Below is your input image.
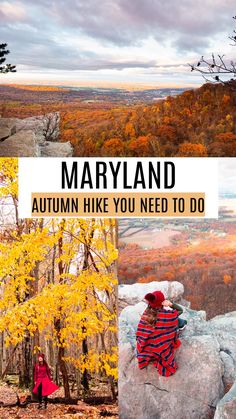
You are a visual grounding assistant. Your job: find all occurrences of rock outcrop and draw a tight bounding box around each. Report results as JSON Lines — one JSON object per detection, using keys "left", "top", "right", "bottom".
{"left": 119, "top": 281, "right": 186, "bottom": 312}
{"left": 0, "top": 114, "right": 73, "bottom": 157}
{"left": 0, "top": 130, "right": 39, "bottom": 157}
{"left": 119, "top": 281, "right": 236, "bottom": 419}
{"left": 40, "top": 141, "right": 73, "bottom": 157}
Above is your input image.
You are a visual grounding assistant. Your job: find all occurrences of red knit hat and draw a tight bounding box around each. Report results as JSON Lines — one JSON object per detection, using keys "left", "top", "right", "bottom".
{"left": 144, "top": 291, "right": 165, "bottom": 308}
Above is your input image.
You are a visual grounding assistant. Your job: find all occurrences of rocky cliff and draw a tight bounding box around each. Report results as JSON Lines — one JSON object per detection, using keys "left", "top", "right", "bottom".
{"left": 119, "top": 281, "right": 236, "bottom": 419}
{"left": 0, "top": 113, "right": 73, "bottom": 157}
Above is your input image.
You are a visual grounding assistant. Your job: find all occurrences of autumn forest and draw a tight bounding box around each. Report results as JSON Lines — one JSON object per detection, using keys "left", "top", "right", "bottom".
{"left": 118, "top": 218, "right": 236, "bottom": 319}
{"left": 0, "top": 81, "right": 235, "bottom": 157}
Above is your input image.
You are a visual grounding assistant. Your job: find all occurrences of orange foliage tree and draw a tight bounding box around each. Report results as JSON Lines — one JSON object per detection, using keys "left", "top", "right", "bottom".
{"left": 101, "top": 138, "right": 125, "bottom": 156}
{"left": 129, "top": 136, "right": 152, "bottom": 156}
{"left": 178, "top": 143, "right": 208, "bottom": 157}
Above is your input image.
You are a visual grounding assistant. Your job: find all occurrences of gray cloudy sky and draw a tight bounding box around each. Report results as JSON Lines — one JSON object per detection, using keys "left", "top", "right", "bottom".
{"left": 219, "top": 159, "right": 236, "bottom": 194}
{"left": 0, "top": 0, "right": 235, "bottom": 86}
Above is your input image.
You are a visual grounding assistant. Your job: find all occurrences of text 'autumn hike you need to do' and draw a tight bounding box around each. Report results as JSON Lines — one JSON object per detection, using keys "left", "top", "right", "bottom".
{"left": 29, "top": 160, "right": 207, "bottom": 217}
{"left": 18, "top": 158, "right": 216, "bottom": 218}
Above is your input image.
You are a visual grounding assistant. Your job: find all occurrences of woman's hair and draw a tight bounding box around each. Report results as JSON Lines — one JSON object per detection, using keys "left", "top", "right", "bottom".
{"left": 37, "top": 353, "right": 48, "bottom": 366}
{"left": 35, "top": 354, "right": 51, "bottom": 377}
{"left": 142, "top": 305, "right": 161, "bottom": 326}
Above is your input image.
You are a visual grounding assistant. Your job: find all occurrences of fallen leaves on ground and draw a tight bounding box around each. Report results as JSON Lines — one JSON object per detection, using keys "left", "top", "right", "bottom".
{"left": 0, "top": 401, "right": 118, "bottom": 418}
{"left": 0, "top": 381, "right": 118, "bottom": 419}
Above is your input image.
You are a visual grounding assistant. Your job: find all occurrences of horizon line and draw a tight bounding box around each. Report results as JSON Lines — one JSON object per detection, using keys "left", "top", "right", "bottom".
{"left": 0, "top": 80, "right": 201, "bottom": 90}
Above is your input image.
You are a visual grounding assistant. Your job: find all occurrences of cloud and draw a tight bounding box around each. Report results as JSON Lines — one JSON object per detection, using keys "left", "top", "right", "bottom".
{"left": 41, "top": 0, "right": 236, "bottom": 51}
{"left": 219, "top": 159, "right": 236, "bottom": 193}
{"left": 0, "top": 22, "right": 158, "bottom": 71}
{"left": 0, "top": 1, "right": 28, "bottom": 22}
{"left": 0, "top": 0, "right": 235, "bottom": 77}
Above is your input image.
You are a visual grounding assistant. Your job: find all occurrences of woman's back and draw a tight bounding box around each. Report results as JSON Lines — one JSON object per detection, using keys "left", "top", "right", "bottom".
{"left": 35, "top": 363, "right": 49, "bottom": 380}
{"left": 136, "top": 306, "right": 180, "bottom": 377}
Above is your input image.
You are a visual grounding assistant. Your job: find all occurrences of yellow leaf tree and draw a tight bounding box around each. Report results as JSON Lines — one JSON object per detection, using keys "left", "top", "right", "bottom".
{"left": 0, "top": 159, "right": 118, "bottom": 399}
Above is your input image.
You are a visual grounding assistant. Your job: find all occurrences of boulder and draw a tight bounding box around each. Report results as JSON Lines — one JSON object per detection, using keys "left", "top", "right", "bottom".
{"left": 0, "top": 130, "right": 39, "bottom": 157}
{"left": 119, "top": 281, "right": 184, "bottom": 311}
{"left": 119, "top": 336, "right": 223, "bottom": 419}
{"left": 220, "top": 351, "right": 236, "bottom": 390}
{"left": 0, "top": 113, "right": 73, "bottom": 157}
{"left": 40, "top": 141, "right": 73, "bottom": 157}
{"left": 0, "top": 118, "right": 17, "bottom": 140}
{"left": 215, "top": 383, "right": 236, "bottom": 419}
{"left": 0, "top": 118, "right": 17, "bottom": 131}
{"left": 207, "top": 313, "right": 236, "bottom": 368}
{"left": 15, "top": 113, "right": 60, "bottom": 142}
{"left": 0, "top": 127, "right": 11, "bottom": 141}
{"left": 119, "top": 282, "right": 236, "bottom": 419}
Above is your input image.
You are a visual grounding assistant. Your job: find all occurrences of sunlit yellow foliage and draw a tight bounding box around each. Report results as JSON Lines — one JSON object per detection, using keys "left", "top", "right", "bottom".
{"left": 0, "top": 219, "right": 118, "bottom": 378}
{"left": 0, "top": 166, "right": 118, "bottom": 382}
{"left": 0, "top": 157, "right": 18, "bottom": 198}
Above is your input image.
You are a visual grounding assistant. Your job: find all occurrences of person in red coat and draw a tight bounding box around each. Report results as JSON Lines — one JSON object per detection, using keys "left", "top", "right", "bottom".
{"left": 136, "top": 291, "right": 181, "bottom": 377}
{"left": 33, "top": 353, "right": 59, "bottom": 409}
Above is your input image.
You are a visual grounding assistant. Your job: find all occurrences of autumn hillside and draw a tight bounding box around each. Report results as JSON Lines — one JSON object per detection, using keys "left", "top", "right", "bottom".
{"left": 0, "top": 82, "right": 235, "bottom": 156}
{"left": 64, "top": 82, "right": 235, "bottom": 157}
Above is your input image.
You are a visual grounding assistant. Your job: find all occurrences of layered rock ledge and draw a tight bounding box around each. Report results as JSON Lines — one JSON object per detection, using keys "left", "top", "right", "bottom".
{"left": 0, "top": 113, "right": 73, "bottom": 157}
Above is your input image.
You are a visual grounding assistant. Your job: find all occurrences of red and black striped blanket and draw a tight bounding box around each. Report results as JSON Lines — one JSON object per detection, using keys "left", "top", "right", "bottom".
{"left": 136, "top": 308, "right": 181, "bottom": 377}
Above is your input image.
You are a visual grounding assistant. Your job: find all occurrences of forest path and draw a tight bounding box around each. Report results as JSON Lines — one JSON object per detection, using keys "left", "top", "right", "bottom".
{"left": 0, "top": 401, "right": 118, "bottom": 418}
{"left": 0, "top": 384, "right": 118, "bottom": 418}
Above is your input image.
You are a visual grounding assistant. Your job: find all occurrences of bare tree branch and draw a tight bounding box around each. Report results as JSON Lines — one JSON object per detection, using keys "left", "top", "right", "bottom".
{"left": 190, "top": 16, "right": 236, "bottom": 87}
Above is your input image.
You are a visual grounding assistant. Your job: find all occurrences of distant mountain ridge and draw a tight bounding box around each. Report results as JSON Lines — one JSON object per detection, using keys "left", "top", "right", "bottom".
{"left": 220, "top": 193, "right": 236, "bottom": 199}
{"left": 0, "top": 84, "right": 188, "bottom": 104}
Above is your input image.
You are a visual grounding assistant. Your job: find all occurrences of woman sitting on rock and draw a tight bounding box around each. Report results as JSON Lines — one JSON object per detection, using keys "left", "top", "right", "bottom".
{"left": 136, "top": 291, "right": 181, "bottom": 377}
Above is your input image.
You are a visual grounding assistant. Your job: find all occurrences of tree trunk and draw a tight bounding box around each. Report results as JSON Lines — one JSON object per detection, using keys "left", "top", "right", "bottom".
{"left": 100, "top": 332, "right": 116, "bottom": 400}
{"left": 58, "top": 345, "right": 70, "bottom": 399}
{"left": 1, "top": 344, "right": 18, "bottom": 380}
{"left": 19, "top": 334, "right": 32, "bottom": 387}
{"left": 81, "top": 333, "right": 89, "bottom": 391}
{"left": 0, "top": 332, "right": 3, "bottom": 377}
{"left": 80, "top": 226, "right": 94, "bottom": 392}
{"left": 54, "top": 219, "right": 71, "bottom": 399}
{"left": 76, "top": 369, "right": 81, "bottom": 397}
